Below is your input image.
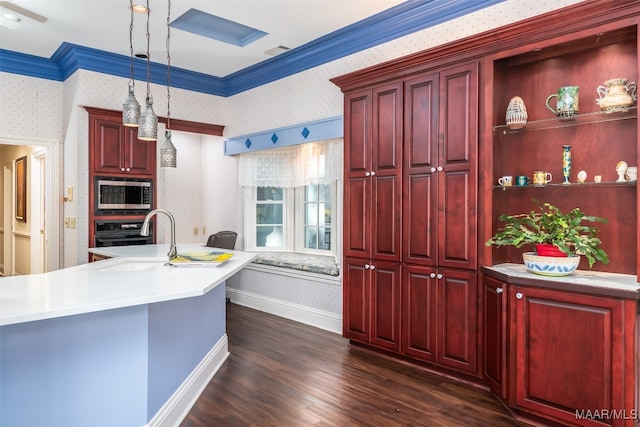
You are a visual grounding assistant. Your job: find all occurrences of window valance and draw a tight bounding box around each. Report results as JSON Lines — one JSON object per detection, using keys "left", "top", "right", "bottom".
{"left": 237, "top": 139, "right": 343, "bottom": 188}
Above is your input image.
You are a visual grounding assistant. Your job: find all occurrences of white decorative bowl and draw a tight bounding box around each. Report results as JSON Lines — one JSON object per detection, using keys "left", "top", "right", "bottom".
{"left": 522, "top": 252, "right": 580, "bottom": 276}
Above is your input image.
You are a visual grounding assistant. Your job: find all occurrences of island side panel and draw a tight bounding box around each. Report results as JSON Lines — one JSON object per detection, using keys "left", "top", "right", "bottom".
{"left": 147, "top": 282, "right": 227, "bottom": 418}
{"left": 0, "top": 305, "right": 149, "bottom": 427}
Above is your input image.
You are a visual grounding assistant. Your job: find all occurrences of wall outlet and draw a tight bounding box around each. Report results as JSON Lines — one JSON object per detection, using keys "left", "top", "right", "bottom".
{"left": 193, "top": 227, "right": 199, "bottom": 236}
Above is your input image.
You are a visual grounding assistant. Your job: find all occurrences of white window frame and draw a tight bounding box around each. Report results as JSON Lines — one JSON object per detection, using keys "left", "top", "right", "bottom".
{"left": 244, "top": 182, "right": 339, "bottom": 257}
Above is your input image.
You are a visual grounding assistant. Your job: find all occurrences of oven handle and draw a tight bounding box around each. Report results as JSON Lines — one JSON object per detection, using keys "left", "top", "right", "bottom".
{"left": 95, "top": 236, "right": 153, "bottom": 244}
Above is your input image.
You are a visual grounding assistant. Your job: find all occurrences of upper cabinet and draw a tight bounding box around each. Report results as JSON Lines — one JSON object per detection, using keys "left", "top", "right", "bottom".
{"left": 403, "top": 63, "right": 478, "bottom": 270}
{"left": 343, "top": 82, "right": 403, "bottom": 262}
{"left": 89, "top": 109, "right": 156, "bottom": 177}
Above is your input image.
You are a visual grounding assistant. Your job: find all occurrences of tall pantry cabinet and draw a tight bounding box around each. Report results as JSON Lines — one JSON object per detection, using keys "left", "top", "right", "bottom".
{"left": 334, "top": 61, "right": 479, "bottom": 375}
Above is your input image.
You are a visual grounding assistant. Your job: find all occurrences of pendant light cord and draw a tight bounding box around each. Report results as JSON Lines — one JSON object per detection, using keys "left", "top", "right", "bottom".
{"left": 128, "top": 0, "right": 135, "bottom": 87}
{"left": 166, "top": 0, "right": 171, "bottom": 130}
{"left": 145, "top": 0, "right": 151, "bottom": 99}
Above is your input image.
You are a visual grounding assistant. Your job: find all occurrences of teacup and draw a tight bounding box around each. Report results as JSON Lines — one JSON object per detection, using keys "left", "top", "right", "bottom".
{"left": 515, "top": 175, "right": 529, "bottom": 186}
{"left": 498, "top": 176, "right": 513, "bottom": 186}
{"left": 533, "top": 171, "right": 552, "bottom": 186}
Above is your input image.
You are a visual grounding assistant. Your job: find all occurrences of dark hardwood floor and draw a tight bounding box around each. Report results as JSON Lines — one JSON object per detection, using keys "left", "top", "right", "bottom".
{"left": 181, "top": 303, "right": 522, "bottom": 427}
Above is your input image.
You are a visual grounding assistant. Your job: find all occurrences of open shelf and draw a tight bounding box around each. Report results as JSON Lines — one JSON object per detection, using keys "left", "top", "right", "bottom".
{"left": 493, "top": 181, "right": 637, "bottom": 190}
{"left": 494, "top": 107, "right": 637, "bottom": 134}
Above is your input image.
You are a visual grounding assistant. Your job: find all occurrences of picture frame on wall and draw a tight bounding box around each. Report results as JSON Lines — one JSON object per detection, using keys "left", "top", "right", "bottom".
{"left": 15, "top": 156, "right": 26, "bottom": 221}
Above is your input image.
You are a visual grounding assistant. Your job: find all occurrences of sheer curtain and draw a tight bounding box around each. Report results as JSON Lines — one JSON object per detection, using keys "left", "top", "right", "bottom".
{"left": 237, "top": 138, "right": 343, "bottom": 187}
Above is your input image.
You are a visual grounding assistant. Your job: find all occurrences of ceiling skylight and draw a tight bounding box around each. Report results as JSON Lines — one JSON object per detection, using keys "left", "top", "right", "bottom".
{"left": 170, "top": 8, "right": 267, "bottom": 47}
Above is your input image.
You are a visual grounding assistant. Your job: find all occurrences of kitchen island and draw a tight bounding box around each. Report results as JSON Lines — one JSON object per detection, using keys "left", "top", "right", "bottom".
{"left": 0, "top": 244, "right": 255, "bottom": 427}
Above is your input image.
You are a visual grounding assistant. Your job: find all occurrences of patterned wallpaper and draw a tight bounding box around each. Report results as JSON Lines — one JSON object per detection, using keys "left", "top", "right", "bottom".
{"left": 0, "top": 0, "right": 585, "bottom": 267}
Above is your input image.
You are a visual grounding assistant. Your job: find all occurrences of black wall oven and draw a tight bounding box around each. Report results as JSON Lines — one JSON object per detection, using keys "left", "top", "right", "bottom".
{"left": 94, "top": 220, "right": 153, "bottom": 247}
{"left": 95, "top": 177, "right": 152, "bottom": 216}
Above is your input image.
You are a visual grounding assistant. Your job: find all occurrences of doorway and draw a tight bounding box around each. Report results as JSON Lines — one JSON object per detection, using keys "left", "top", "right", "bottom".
{"left": 0, "top": 136, "right": 60, "bottom": 275}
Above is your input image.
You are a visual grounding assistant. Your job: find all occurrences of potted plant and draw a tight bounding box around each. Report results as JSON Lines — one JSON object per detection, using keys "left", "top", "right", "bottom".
{"left": 486, "top": 199, "right": 609, "bottom": 273}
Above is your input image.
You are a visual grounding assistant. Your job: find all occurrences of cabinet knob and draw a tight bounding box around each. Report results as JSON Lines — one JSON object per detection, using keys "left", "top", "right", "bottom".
{"left": 496, "top": 287, "right": 503, "bottom": 294}
{"left": 365, "top": 171, "right": 371, "bottom": 177}
{"left": 121, "top": 168, "right": 125, "bottom": 172}
{"left": 430, "top": 272, "right": 436, "bottom": 278}
{"left": 515, "top": 292, "right": 523, "bottom": 300}
{"left": 437, "top": 273, "right": 443, "bottom": 279}
{"left": 430, "top": 167, "right": 436, "bottom": 173}
{"left": 370, "top": 171, "right": 376, "bottom": 176}
{"left": 437, "top": 166, "right": 443, "bottom": 172}
{"left": 126, "top": 168, "right": 131, "bottom": 172}
{"left": 369, "top": 264, "right": 376, "bottom": 270}
{"left": 364, "top": 264, "right": 370, "bottom": 269}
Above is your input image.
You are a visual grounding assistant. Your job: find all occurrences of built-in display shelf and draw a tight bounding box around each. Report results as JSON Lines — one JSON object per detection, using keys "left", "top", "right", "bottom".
{"left": 494, "top": 107, "right": 637, "bottom": 134}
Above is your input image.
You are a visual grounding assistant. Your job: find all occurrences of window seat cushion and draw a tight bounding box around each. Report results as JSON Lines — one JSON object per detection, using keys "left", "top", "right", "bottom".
{"left": 251, "top": 252, "right": 340, "bottom": 276}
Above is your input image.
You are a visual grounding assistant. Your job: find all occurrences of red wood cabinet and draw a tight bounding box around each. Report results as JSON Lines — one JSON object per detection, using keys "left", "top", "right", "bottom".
{"left": 90, "top": 109, "right": 156, "bottom": 177}
{"left": 343, "top": 257, "right": 401, "bottom": 352}
{"left": 343, "top": 82, "right": 403, "bottom": 262}
{"left": 403, "top": 63, "right": 478, "bottom": 271}
{"left": 403, "top": 265, "right": 478, "bottom": 374}
{"left": 510, "top": 284, "right": 636, "bottom": 427}
{"left": 481, "top": 275, "right": 507, "bottom": 399}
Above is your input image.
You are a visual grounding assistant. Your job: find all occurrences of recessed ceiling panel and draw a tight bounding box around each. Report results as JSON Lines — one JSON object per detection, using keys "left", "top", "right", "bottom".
{"left": 170, "top": 8, "right": 267, "bottom": 47}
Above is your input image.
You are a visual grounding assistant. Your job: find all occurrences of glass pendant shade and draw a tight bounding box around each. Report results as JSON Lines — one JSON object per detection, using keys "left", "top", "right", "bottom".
{"left": 160, "top": 130, "right": 177, "bottom": 168}
{"left": 122, "top": 85, "right": 141, "bottom": 127}
{"left": 138, "top": 96, "right": 158, "bottom": 141}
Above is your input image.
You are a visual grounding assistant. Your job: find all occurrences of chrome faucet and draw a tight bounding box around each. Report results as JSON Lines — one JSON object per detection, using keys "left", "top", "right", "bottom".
{"left": 141, "top": 208, "right": 177, "bottom": 259}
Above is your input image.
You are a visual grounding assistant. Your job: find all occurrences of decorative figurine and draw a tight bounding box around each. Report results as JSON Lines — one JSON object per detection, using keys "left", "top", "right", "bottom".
{"left": 577, "top": 170, "right": 587, "bottom": 183}
{"left": 616, "top": 161, "right": 628, "bottom": 182}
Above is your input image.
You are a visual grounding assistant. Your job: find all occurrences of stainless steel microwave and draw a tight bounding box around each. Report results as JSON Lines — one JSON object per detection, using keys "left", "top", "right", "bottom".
{"left": 95, "top": 177, "right": 152, "bottom": 215}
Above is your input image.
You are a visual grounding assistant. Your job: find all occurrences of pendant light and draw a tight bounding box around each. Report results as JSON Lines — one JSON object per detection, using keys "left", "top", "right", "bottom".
{"left": 160, "top": 0, "right": 177, "bottom": 167}
{"left": 137, "top": 0, "right": 158, "bottom": 141}
{"left": 122, "top": 0, "right": 140, "bottom": 127}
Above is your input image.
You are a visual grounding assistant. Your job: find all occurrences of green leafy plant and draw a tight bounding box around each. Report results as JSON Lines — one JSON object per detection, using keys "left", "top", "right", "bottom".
{"left": 485, "top": 199, "right": 609, "bottom": 268}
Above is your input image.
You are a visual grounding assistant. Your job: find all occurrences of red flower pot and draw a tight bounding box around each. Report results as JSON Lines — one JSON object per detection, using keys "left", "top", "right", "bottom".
{"left": 535, "top": 243, "right": 567, "bottom": 257}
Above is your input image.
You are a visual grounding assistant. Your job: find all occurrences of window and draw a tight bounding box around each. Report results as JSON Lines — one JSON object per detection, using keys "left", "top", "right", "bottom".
{"left": 239, "top": 140, "right": 342, "bottom": 256}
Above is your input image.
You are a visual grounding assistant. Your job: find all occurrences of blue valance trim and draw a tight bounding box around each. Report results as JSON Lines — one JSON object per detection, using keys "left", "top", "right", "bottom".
{"left": 224, "top": 116, "right": 343, "bottom": 155}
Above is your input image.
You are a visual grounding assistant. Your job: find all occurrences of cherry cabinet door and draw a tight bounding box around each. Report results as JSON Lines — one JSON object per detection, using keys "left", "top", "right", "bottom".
{"left": 124, "top": 127, "right": 154, "bottom": 176}
{"left": 436, "top": 267, "right": 478, "bottom": 374}
{"left": 92, "top": 115, "right": 126, "bottom": 175}
{"left": 343, "top": 258, "right": 370, "bottom": 343}
{"left": 343, "top": 89, "right": 372, "bottom": 259}
{"left": 437, "top": 62, "right": 478, "bottom": 270}
{"left": 403, "top": 72, "right": 439, "bottom": 266}
{"left": 511, "top": 285, "right": 632, "bottom": 426}
{"left": 402, "top": 264, "right": 437, "bottom": 362}
{"left": 369, "top": 260, "right": 402, "bottom": 352}
{"left": 482, "top": 275, "right": 507, "bottom": 398}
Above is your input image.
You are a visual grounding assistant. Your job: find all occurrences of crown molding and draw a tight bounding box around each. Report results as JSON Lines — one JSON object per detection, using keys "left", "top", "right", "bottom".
{"left": 0, "top": 0, "right": 503, "bottom": 96}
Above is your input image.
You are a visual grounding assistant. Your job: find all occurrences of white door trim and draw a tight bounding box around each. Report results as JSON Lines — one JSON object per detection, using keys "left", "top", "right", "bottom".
{"left": 0, "top": 135, "right": 61, "bottom": 272}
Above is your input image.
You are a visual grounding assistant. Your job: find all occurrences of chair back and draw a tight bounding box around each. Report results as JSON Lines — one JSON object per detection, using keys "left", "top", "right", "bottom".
{"left": 206, "top": 231, "right": 237, "bottom": 250}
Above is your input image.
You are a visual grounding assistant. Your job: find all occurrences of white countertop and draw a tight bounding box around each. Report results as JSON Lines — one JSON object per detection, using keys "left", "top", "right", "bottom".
{"left": 485, "top": 263, "right": 640, "bottom": 293}
{"left": 0, "top": 244, "right": 255, "bottom": 326}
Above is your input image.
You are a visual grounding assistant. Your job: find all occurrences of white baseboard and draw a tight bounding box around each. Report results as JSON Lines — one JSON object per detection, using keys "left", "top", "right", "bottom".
{"left": 146, "top": 334, "right": 230, "bottom": 427}
{"left": 226, "top": 288, "right": 342, "bottom": 334}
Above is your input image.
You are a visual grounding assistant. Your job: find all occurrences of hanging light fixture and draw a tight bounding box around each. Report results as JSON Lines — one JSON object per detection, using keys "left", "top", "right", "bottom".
{"left": 122, "top": 0, "right": 140, "bottom": 127}
{"left": 160, "top": 0, "right": 177, "bottom": 167}
{"left": 137, "top": 0, "right": 158, "bottom": 141}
